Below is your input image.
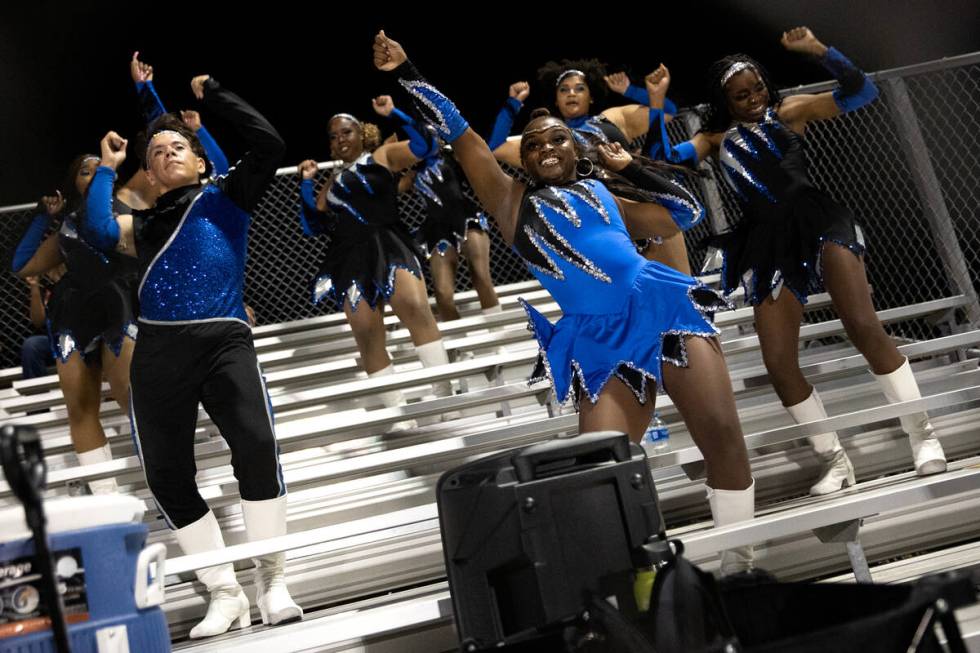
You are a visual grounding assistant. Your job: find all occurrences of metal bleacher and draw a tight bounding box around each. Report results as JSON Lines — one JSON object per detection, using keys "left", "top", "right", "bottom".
{"left": 2, "top": 275, "right": 979, "bottom": 651}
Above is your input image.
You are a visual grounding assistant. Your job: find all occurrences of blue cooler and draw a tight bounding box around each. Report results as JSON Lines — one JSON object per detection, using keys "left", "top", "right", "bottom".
{"left": 0, "top": 494, "right": 170, "bottom": 653}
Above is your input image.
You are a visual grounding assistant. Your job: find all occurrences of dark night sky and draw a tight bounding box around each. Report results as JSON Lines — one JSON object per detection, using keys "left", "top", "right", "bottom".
{"left": 1, "top": 0, "right": 978, "bottom": 206}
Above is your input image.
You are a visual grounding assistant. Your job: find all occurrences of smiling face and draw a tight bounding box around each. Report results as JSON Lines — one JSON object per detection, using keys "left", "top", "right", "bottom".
{"left": 146, "top": 131, "right": 206, "bottom": 191}
{"left": 521, "top": 117, "right": 578, "bottom": 185}
{"left": 328, "top": 117, "right": 364, "bottom": 163}
{"left": 555, "top": 74, "right": 592, "bottom": 120}
{"left": 724, "top": 68, "right": 770, "bottom": 123}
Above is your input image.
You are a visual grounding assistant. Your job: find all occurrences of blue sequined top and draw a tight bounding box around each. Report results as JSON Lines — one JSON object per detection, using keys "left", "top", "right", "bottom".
{"left": 514, "top": 179, "right": 648, "bottom": 315}
{"left": 84, "top": 79, "right": 285, "bottom": 326}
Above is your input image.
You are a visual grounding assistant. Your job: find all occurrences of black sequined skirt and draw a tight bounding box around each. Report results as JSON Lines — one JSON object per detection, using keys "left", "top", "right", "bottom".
{"left": 46, "top": 271, "right": 139, "bottom": 364}
{"left": 312, "top": 223, "right": 425, "bottom": 311}
{"left": 716, "top": 188, "right": 865, "bottom": 305}
{"left": 417, "top": 210, "right": 489, "bottom": 258}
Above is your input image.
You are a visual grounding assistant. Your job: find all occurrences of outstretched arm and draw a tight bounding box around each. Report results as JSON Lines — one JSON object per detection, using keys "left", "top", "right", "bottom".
{"left": 374, "top": 31, "right": 523, "bottom": 243}
{"left": 604, "top": 71, "right": 678, "bottom": 116}
{"left": 296, "top": 160, "right": 335, "bottom": 236}
{"left": 777, "top": 27, "right": 879, "bottom": 131}
{"left": 11, "top": 194, "right": 63, "bottom": 276}
{"left": 131, "top": 53, "right": 231, "bottom": 175}
{"left": 598, "top": 143, "right": 704, "bottom": 240}
{"left": 487, "top": 81, "right": 528, "bottom": 151}
{"left": 83, "top": 132, "right": 137, "bottom": 257}
{"left": 371, "top": 95, "right": 435, "bottom": 171}
{"left": 195, "top": 75, "right": 286, "bottom": 212}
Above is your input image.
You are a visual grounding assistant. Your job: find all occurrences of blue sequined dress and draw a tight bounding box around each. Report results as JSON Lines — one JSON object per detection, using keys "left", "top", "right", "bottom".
{"left": 299, "top": 152, "right": 424, "bottom": 310}
{"left": 515, "top": 178, "right": 729, "bottom": 405}
{"left": 45, "top": 198, "right": 139, "bottom": 363}
{"left": 715, "top": 108, "right": 865, "bottom": 304}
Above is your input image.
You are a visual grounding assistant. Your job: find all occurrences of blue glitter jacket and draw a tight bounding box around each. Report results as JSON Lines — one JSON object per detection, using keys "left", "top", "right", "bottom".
{"left": 85, "top": 79, "right": 285, "bottom": 325}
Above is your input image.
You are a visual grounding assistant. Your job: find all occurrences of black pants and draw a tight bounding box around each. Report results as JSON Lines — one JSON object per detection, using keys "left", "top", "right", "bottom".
{"left": 129, "top": 320, "right": 285, "bottom": 529}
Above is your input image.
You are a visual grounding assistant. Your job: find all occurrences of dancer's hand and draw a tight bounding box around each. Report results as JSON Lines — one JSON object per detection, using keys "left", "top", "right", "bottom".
{"left": 99, "top": 131, "right": 128, "bottom": 170}
{"left": 190, "top": 75, "right": 210, "bottom": 100}
{"left": 298, "top": 159, "right": 318, "bottom": 181}
{"left": 24, "top": 275, "right": 40, "bottom": 287}
{"left": 509, "top": 81, "right": 530, "bottom": 102}
{"left": 372, "top": 95, "right": 395, "bottom": 117}
{"left": 604, "top": 72, "right": 630, "bottom": 95}
{"left": 130, "top": 52, "right": 153, "bottom": 83}
{"left": 40, "top": 191, "right": 64, "bottom": 216}
{"left": 644, "top": 65, "right": 671, "bottom": 108}
{"left": 180, "top": 110, "right": 202, "bottom": 131}
{"left": 781, "top": 27, "right": 828, "bottom": 57}
{"left": 373, "top": 30, "right": 407, "bottom": 71}
{"left": 597, "top": 142, "right": 632, "bottom": 172}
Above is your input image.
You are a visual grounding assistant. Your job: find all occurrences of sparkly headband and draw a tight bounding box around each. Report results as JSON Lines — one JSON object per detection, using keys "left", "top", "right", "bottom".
{"left": 556, "top": 69, "right": 587, "bottom": 86}
{"left": 329, "top": 113, "right": 361, "bottom": 127}
{"left": 720, "top": 61, "right": 757, "bottom": 87}
{"left": 146, "top": 129, "right": 190, "bottom": 157}
{"left": 81, "top": 155, "right": 100, "bottom": 164}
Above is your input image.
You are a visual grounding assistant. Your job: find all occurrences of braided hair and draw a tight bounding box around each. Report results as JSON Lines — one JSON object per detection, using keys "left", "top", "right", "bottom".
{"left": 702, "top": 54, "right": 782, "bottom": 133}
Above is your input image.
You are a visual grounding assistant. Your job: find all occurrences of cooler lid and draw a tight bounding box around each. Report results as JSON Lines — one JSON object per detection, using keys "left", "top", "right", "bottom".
{"left": 0, "top": 494, "right": 146, "bottom": 542}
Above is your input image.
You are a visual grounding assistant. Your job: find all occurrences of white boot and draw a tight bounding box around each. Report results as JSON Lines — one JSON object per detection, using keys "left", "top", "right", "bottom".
{"left": 785, "top": 389, "right": 856, "bottom": 496}
{"left": 872, "top": 358, "right": 947, "bottom": 476}
{"left": 706, "top": 480, "right": 755, "bottom": 576}
{"left": 368, "top": 364, "right": 417, "bottom": 432}
{"left": 77, "top": 442, "right": 119, "bottom": 495}
{"left": 482, "top": 304, "right": 507, "bottom": 356}
{"left": 241, "top": 496, "right": 303, "bottom": 626}
{"left": 173, "top": 511, "right": 250, "bottom": 639}
{"left": 416, "top": 340, "right": 459, "bottom": 421}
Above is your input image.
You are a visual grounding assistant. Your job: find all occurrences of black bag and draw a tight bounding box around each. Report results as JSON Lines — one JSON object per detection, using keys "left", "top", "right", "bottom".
{"left": 436, "top": 432, "right": 666, "bottom": 651}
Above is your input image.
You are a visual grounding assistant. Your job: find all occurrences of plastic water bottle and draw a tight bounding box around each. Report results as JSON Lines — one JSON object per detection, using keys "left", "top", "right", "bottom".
{"left": 642, "top": 412, "right": 670, "bottom": 451}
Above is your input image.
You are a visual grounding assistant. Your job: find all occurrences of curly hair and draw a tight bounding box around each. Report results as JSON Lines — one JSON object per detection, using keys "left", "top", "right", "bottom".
{"left": 145, "top": 113, "right": 212, "bottom": 177}
{"left": 702, "top": 54, "right": 782, "bottom": 133}
{"left": 536, "top": 58, "right": 609, "bottom": 109}
{"left": 328, "top": 115, "right": 383, "bottom": 153}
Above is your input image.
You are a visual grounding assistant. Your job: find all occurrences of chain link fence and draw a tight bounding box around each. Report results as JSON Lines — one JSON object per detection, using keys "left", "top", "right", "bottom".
{"left": 2, "top": 53, "right": 978, "bottom": 372}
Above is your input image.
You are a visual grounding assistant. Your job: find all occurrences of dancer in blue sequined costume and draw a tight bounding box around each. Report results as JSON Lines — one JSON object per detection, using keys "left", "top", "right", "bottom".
{"left": 296, "top": 109, "right": 456, "bottom": 422}
{"left": 372, "top": 94, "right": 500, "bottom": 322}
{"left": 84, "top": 75, "right": 302, "bottom": 638}
{"left": 374, "top": 30, "right": 755, "bottom": 576}
{"left": 647, "top": 27, "right": 947, "bottom": 496}
{"left": 488, "top": 63, "right": 693, "bottom": 276}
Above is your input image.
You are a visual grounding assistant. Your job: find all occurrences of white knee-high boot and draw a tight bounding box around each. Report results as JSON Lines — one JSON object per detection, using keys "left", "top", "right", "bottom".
{"left": 416, "top": 340, "right": 459, "bottom": 421}
{"left": 785, "top": 388, "right": 856, "bottom": 495}
{"left": 172, "top": 511, "right": 250, "bottom": 639}
{"left": 706, "top": 479, "right": 755, "bottom": 576}
{"left": 368, "top": 364, "right": 417, "bottom": 432}
{"left": 77, "top": 442, "right": 118, "bottom": 495}
{"left": 241, "top": 496, "right": 303, "bottom": 626}
{"left": 872, "top": 358, "right": 946, "bottom": 475}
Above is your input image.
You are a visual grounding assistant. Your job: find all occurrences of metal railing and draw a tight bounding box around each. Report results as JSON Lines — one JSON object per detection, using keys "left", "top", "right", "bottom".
{"left": 1, "top": 52, "right": 978, "bottom": 370}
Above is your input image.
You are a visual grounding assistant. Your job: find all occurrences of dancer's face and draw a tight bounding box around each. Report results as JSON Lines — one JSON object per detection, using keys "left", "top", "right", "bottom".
{"left": 724, "top": 68, "right": 769, "bottom": 123}
{"left": 521, "top": 118, "right": 577, "bottom": 184}
{"left": 555, "top": 74, "right": 592, "bottom": 120}
{"left": 74, "top": 158, "right": 99, "bottom": 195}
{"left": 146, "top": 132, "right": 206, "bottom": 191}
{"left": 329, "top": 118, "right": 363, "bottom": 163}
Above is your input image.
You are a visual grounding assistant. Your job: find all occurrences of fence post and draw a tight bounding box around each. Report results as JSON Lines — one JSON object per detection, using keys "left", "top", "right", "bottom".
{"left": 882, "top": 77, "right": 980, "bottom": 328}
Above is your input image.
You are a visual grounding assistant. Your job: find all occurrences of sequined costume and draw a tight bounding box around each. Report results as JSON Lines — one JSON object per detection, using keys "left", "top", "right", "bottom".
{"left": 298, "top": 152, "right": 424, "bottom": 310}
{"left": 645, "top": 47, "right": 877, "bottom": 304}
{"left": 11, "top": 199, "right": 139, "bottom": 364}
{"left": 515, "top": 177, "right": 726, "bottom": 404}
{"left": 84, "top": 78, "right": 286, "bottom": 529}
{"left": 392, "top": 58, "right": 724, "bottom": 405}
{"left": 713, "top": 107, "right": 866, "bottom": 304}
{"left": 411, "top": 152, "right": 488, "bottom": 257}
